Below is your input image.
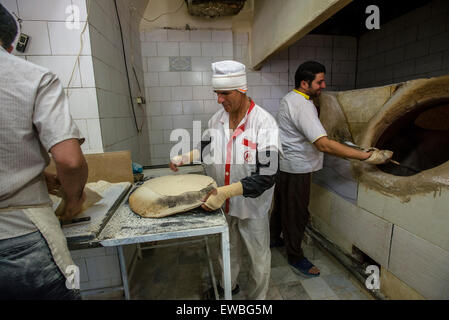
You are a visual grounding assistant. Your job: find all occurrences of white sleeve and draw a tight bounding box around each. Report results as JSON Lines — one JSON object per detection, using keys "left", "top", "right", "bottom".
{"left": 289, "top": 101, "right": 327, "bottom": 143}
{"left": 33, "top": 72, "right": 84, "bottom": 151}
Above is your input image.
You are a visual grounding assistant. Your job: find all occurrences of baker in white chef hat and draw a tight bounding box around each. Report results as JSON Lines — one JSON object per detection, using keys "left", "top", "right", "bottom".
{"left": 210, "top": 60, "right": 249, "bottom": 115}
{"left": 171, "top": 59, "right": 282, "bottom": 300}
{"left": 211, "top": 60, "right": 247, "bottom": 93}
{"left": 170, "top": 60, "right": 250, "bottom": 167}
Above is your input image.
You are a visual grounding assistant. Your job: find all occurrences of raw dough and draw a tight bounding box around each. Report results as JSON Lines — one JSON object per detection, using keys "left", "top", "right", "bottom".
{"left": 50, "top": 182, "right": 104, "bottom": 217}
{"left": 129, "top": 174, "right": 217, "bottom": 218}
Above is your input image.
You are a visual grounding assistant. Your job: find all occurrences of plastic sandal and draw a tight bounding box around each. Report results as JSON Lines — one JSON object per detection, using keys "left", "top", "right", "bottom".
{"left": 290, "top": 257, "right": 320, "bottom": 277}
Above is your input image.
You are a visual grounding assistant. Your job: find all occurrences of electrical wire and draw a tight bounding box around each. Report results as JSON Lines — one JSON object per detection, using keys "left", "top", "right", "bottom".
{"left": 11, "top": 11, "right": 22, "bottom": 30}
{"left": 67, "top": 0, "right": 92, "bottom": 95}
{"left": 114, "top": 0, "right": 142, "bottom": 133}
{"left": 131, "top": 64, "right": 146, "bottom": 133}
{"left": 127, "top": 4, "right": 146, "bottom": 132}
{"left": 10, "top": 11, "right": 23, "bottom": 51}
{"left": 133, "top": 0, "right": 186, "bottom": 24}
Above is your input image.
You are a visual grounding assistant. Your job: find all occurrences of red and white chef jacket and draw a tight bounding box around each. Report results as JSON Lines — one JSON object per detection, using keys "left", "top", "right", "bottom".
{"left": 202, "top": 100, "right": 282, "bottom": 220}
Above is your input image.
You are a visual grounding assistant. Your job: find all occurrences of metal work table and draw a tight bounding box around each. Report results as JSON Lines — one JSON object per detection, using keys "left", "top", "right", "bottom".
{"left": 74, "top": 165, "right": 232, "bottom": 300}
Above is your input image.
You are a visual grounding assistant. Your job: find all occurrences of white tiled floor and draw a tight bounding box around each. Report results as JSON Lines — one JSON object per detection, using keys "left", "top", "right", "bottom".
{"left": 85, "top": 235, "right": 374, "bottom": 300}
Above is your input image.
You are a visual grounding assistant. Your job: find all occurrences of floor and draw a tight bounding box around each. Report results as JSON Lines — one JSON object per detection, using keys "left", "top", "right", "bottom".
{"left": 87, "top": 234, "right": 374, "bottom": 300}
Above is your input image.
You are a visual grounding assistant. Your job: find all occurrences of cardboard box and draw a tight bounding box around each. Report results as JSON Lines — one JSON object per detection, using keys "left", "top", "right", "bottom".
{"left": 46, "top": 151, "right": 134, "bottom": 183}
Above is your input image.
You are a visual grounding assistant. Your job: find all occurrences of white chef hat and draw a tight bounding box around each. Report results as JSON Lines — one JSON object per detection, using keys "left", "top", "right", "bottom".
{"left": 211, "top": 60, "right": 247, "bottom": 93}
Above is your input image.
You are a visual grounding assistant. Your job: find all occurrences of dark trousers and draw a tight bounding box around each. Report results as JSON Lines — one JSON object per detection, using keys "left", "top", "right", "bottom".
{"left": 0, "top": 231, "right": 81, "bottom": 300}
{"left": 270, "top": 171, "right": 311, "bottom": 265}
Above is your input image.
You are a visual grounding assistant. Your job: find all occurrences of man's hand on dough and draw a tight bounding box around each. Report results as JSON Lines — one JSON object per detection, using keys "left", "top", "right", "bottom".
{"left": 201, "top": 188, "right": 218, "bottom": 212}
{"left": 60, "top": 191, "right": 86, "bottom": 221}
{"left": 363, "top": 148, "right": 394, "bottom": 165}
{"left": 201, "top": 182, "right": 244, "bottom": 211}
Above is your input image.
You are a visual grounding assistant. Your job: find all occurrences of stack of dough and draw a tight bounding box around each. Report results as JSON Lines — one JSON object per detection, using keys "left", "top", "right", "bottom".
{"left": 129, "top": 174, "right": 217, "bottom": 218}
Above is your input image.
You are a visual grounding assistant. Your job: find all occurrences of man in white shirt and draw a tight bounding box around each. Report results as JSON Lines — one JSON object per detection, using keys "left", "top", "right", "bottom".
{"left": 270, "top": 61, "right": 392, "bottom": 277}
{"left": 170, "top": 60, "right": 282, "bottom": 299}
{"left": 0, "top": 4, "right": 87, "bottom": 299}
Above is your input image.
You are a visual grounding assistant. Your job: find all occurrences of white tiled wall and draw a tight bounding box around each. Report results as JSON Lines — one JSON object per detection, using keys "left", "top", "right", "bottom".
{"left": 72, "top": 247, "right": 122, "bottom": 291}
{"left": 7, "top": 0, "right": 150, "bottom": 163}
{"left": 8, "top": 0, "right": 101, "bottom": 154}
{"left": 88, "top": 0, "right": 150, "bottom": 165}
{"left": 388, "top": 225, "right": 449, "bottom": 300}
{"left": 142, "top": 29, "right": 358, "bottom": 165}
{"left": 357, "top": 0, "right": 449, "bottom": 88}
{"left": 141, "top": 28, "right": 233, "bottom": 165}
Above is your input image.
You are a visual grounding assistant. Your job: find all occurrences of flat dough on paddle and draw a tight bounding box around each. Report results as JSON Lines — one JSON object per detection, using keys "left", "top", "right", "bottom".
{"left": 129, "top": 174, "right": 217, "bottom": 218}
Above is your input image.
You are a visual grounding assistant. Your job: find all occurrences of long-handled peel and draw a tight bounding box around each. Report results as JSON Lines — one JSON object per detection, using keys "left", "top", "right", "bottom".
{"left": 343, "top": 141, "right": 419, "bottom": 173}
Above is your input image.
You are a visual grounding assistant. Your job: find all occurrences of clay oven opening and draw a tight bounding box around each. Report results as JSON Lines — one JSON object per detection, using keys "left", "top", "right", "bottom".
{"left": 375, "top": 101, "right": 449, "bottom": 176}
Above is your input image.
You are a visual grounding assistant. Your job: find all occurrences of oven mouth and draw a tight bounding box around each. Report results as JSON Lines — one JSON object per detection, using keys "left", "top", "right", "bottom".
{"left": 349, "top": 74, "right": 449, "bottom": 201}
{"left": 375, "top": 99, "right": 449, "bottom": 176}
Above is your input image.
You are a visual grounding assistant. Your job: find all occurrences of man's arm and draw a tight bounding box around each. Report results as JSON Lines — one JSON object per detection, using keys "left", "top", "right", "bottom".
{"left": 168, "top": 140, "right": 211, "bottom": 171}
{"left": 314, "top": 136, "right": 371, "bottom": 160}
{"left": 44, "top": 171, "right": 61, "bottom": 195}
{"left": 240, "top": 149, "right": 279, "bottom": 198}
{"left": 288, "top": 99, "right": 388, "bottom": 162}
{"left": 314, "top": 136, "right": 393, "bottom": 164}
{"left": 49, "top": 138, "right": 88, "bottom": 221}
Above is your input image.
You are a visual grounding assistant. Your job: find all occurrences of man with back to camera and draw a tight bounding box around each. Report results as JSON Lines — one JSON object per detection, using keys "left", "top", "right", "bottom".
{"left": 0, "top": 4, "right": 88, "bottom": 299}
{"left": 270, "top": 61, "right": 393, "bottom": 277}
{"left": 170, "top": 60, "right": 282, "bottom": 299}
